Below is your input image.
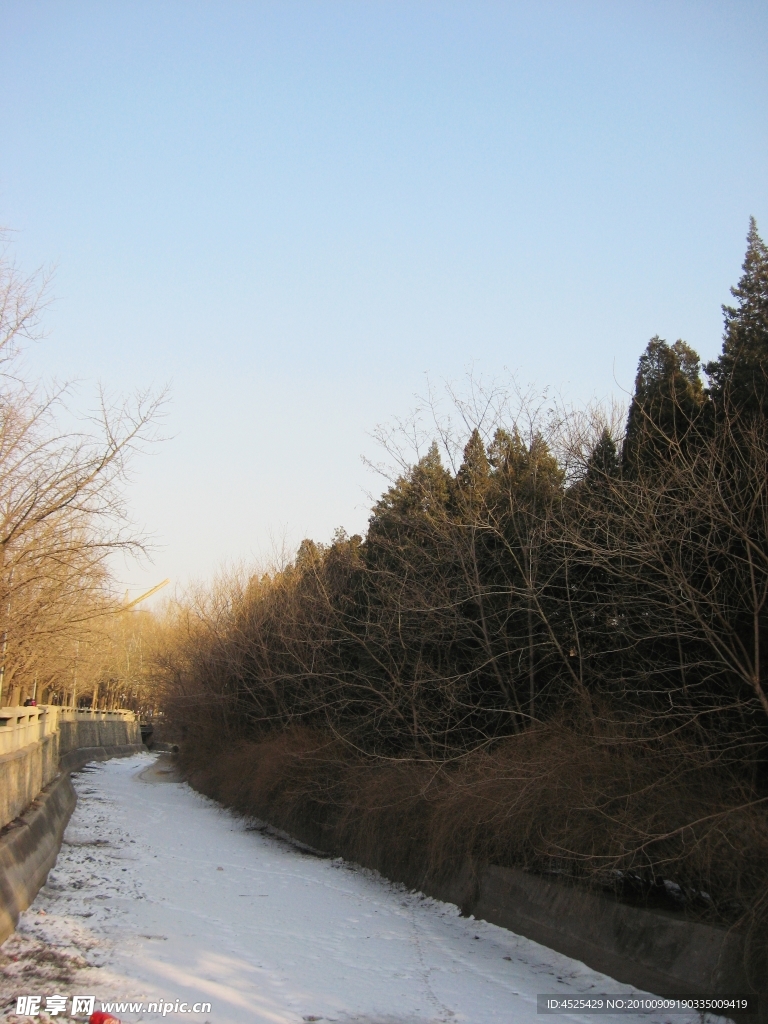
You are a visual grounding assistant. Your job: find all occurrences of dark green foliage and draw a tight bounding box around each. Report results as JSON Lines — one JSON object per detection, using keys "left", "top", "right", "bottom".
{"left": 585, "top": 428, "right": 620, "bottom": 486}
{"left": 623, "top": 336, "right": 706, "bottom": 471}
{"left": 454, "top": 428, "right": 491, "bottom": 507}
{"left": 371, "top": 441, "right": 451, "bottom": 522}
{"left": 190, "top": 223, "right": 768, "bottom": 766}
{"left": 707, "top": 218, "right": 768, "bottom": 417}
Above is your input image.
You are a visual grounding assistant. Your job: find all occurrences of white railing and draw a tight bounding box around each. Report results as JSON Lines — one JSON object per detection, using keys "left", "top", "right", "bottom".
{"left": 0, "top": 705, "right": 137, "bottom": 756}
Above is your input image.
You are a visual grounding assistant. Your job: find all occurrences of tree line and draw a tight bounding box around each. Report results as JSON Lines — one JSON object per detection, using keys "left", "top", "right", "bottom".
{"left": 166, "top": 220, "right": 768, "bottom": 768}
{"left": 156, "top": 223, "right": 768, "bottom": 982}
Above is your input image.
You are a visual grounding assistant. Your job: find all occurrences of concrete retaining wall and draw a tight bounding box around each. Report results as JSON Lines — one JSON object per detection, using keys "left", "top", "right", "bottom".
{"left": 428, "top": 863, "right": 752, "bottom": 998}
{"left": 0, "top": 734, "right": 60, "bottom": 829}
{"left": 0, "top": 707, "right": 144, "bottom": 945}
{"left": 57, "top": 717, "right": 142, "bottom": 758}
{"left": 59, "top": 743, "right": 145, "bottom": 772}
{"left": 0, "top": 708, "right": 142, "bottom": 832}
{"left": 0, "top": 772, "right": 77, "bottom": 944}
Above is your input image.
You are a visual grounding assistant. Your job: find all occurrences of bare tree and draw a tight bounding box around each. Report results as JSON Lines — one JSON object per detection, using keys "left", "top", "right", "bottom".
{"left": 0, "top": 237, "right": 165, "bottom": 706}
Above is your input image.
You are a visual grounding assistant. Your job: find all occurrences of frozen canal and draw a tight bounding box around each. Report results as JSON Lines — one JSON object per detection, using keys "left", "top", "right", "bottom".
{"left": 0, "top": 753, "right": 702, "bottom": 1023}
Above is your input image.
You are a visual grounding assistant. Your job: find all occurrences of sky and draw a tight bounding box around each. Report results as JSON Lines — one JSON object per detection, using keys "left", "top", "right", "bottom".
{"left": 0, "top": 1, "right": 766, "bottom": 601}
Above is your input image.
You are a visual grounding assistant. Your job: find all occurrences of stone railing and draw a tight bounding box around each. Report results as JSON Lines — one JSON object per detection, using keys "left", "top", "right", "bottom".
{"left": 0, "top": 706, "right": 58, "bottom": 757}
{"left": 0, "top": 706, "right": 137, "bottom": 758}
{"left": 0, "top": 705, "right": 142, "bottom": 831}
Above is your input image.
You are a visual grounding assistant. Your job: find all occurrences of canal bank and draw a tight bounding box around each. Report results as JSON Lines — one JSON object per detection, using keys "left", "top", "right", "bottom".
{"left": 0, "top": 753, "right": 713, "bottom": 1024}
{"left": 0, "top": 705, "right": 143, "bottom": 944}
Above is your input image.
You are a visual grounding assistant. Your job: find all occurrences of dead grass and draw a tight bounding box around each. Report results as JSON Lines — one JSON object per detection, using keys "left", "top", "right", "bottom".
{"left": 182, "top": 721, "right": 768, "bottom": 927}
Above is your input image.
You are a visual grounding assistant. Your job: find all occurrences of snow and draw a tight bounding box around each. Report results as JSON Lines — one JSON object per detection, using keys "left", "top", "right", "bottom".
{"left": 0, "top": 753, "right": 705, "bottom": 1024}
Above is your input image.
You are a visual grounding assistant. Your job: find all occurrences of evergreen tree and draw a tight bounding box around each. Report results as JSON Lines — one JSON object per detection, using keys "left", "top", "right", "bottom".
{"left": 366, "top": 441, "right": 451, "bottom": 549}
{"left": 412, "top": 441, "right": 452, "bottom": 511}
{"left": 487, "top": 427, "right": 563, "bottom": 508}
{"left": 706, "top": 218, "right": 768, "bottom": 416}
{"left": 623, "top": 337, "right": 705, "bottom": 470}
{"left": 585, "top": 428, "right": 620, "bottom": 486}
{"left": 294, "top": 538, "right": 323, "bottom": 570}
{"left": 487, "top": 427, "right": 527, "bottom": 477}
{"left": 454, "top": 429, "right": 491, "bottom": 505}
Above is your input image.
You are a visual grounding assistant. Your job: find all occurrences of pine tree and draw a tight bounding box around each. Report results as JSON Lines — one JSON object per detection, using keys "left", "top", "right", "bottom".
{"left": 367, "top": 441, "right": 451, "bottom": 539}
{"left": 487, "top": 428, "right": 563, "bottom": 507}
{"left": 585, "top": 428, "right": 620, "bottom": 487}
{"left": 706, "top": 218, "right": 768, "bottom": 416}
{"left": 455, "top": 429, "right": 490, "bottom": 495}
{"left": 623, "top": 337, "right": 705, "bottom": 471}
{"left": 411, "top": 441, "right": 452, "bottom": 511}
{"left": 487, "top": 427, "right": 527, "bottom": 478}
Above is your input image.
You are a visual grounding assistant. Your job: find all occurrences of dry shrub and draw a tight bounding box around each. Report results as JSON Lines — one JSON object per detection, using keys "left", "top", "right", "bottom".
{"left": 181, "top": 719, "right": 768, "bottom": 932}
{"left": 184, "top": 728, "right": 355, "bottom": 850}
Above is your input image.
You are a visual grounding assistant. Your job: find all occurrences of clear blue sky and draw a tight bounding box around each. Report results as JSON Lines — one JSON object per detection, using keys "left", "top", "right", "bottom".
{"left": 1, "top": 1, "right": 766, "bottom": 598}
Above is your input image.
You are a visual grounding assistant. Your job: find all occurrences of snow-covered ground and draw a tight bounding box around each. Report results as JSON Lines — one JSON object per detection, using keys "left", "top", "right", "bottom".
{"left": 0, "top": 753, "right": 705, "bottom": 1024}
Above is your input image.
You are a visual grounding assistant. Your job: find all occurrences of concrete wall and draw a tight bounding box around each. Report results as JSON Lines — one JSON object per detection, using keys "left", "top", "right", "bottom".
{"left": 427, "top": 863, "right": 752, "bottom": 999}
{"left": 57, "top": 713, "right": 142, "bottom": 760}
{"left": 0, "top": 706, "right": 144, "bottom": 945}
{"left": 0, "top": 773, "right": 76, "bottom": 944}
{"left": 0, "top": 734, "right": 59, "bottom": 829}
{"left": 59, "top": 742, "right": 146, "bottom": 772}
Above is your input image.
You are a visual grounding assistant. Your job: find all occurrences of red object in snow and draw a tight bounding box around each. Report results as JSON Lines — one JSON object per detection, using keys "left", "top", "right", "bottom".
{"left": 89, "top": 1013, "right": 120, "bottom": 1024}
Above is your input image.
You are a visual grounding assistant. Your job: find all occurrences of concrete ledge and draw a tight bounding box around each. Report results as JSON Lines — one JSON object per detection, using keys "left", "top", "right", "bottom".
{"left": 59, "top": 743, "right": 146, "bottom": 772}
{"left": 465, "top": 865, "right": 752, "bottom": 998}
{"left": 0, "top": 772, "right": 76, "bottom": 945}
{"left": 0, "top": 712, "right": 142, "bottom": 834}
{"left": 386, "top": 860, "right": 755, "bottom": 998}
